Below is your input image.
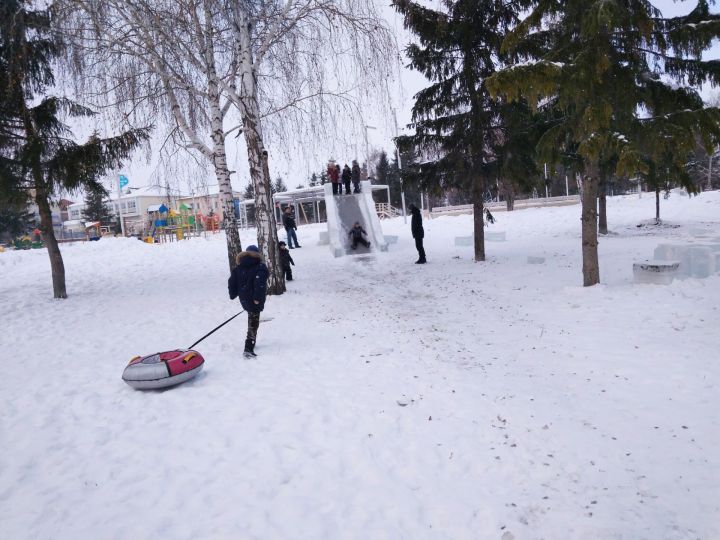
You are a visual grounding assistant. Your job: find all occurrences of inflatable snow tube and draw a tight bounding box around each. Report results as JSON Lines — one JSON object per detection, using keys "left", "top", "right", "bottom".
{"left": 122, "top": 350, "right": 204, "bottom": 390}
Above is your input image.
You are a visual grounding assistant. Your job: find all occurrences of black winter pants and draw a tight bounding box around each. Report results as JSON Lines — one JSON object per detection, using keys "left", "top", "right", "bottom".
{"left": 283, "top": 265, "right": 293, "bottom": 281}
{"left": 332, "top": 182, "right": 340, "bottom": 195}
{"left": 344, "top": 180, "right": 351, "bottom": 194}
{"left": 414, "top": 237, "right": 426, "bottom": 262}
{"left": 246, "top": 311, "right": 260, "bottom": 342}
{"left": 352, "top": 237, "right": 370, "bottom": 249}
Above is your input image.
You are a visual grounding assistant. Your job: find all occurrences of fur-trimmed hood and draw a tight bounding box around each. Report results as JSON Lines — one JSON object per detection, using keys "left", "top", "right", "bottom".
{"left": 235, "top": 250, "right": 263, "bottom": 267}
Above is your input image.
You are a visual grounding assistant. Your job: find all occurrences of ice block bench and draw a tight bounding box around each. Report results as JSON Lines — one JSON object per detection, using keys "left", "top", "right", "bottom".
{"left": 633, "top": 260, "right": 680, "bottom": 284}
{"left": 654, "top": 242, "right": 720, "bottom": 278}
{"left": 455, "top": 231, "right": 506, "bottom": 246}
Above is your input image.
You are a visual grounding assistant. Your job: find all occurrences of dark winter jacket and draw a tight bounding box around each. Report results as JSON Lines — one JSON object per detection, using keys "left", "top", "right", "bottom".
{"left": 279, "top": 247, "right": 294, "bottom": 269}
{"left": 410, "top": 206, "right": 424, "bottom": 239}
{"left": 342, "top": 166, "right": 352, "bottom": 183}
{"left": 348, "top": 225, "right": 367, "bottom": 240}
{"left": 328, "top": 165, "right": 340, "bottom": 183}
{"left": 351, "top": 163, "right": 361, "bottom": 184}
{"left": 228, "top": 251, "right": 269, "bottom": 313}
{"left": 283, "top": 212, "right": 296, "bottom": 230}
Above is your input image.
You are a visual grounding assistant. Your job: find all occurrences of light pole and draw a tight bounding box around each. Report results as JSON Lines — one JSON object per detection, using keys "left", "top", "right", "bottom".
{"left": 191, "top": 189, "right": 199, "bottom": 233}
{"left": 117, "top": 174, "right": 127, "bottom": 236}
{"left": 364, "top": 124, "right": 376, "bottom": 178}
{"left": 391, "top": 108, "right": 407, "bottom": 223}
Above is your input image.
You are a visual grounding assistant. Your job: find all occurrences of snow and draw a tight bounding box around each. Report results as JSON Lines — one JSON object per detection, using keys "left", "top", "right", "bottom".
{"left": 2, "top": 192, "right": 720, "bottom": 539}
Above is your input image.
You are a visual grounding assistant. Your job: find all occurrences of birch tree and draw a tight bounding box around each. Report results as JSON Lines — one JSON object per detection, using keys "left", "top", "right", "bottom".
{"left": 61, "top": 0, "right": 246, "bottom": 275}
{"left": 60, "top": 0, "right": 394, "bottom": 294}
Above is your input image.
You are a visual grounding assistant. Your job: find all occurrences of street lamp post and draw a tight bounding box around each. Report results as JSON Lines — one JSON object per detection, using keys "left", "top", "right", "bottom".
{"left": 363, "top": 124, "right": 376, "bottom": 179}
{"left": 191, "top": 189, "right": 199, "bottom": 234}
{"left": 391, "top": 108, "right": 407, "bottom": 223}
{"left": 117, "top": 175, "right": 126, "bottom": 237}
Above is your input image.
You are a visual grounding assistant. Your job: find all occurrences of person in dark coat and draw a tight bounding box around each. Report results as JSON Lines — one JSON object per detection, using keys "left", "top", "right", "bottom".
{"left": 341, "top": 164, "right": 352, "bottom": 195}
{"left": 278, "top": 240, "right": 295, "bottom": 281}
{"left": 351, "top": 160, "right": 361, "bottom": 193}
{"left": 228, "top": 245, "right": 269, "bottom": 357}
{"left": 335, "top": 164, "right": 342, "bottom": 195}
{"left": 409, "top": 204, "right": 426, "bottom": 264}
{"left": 348, "top": 221, "right": 371, "bottom": 249}
{"left": 328, "top": 161, "right": 340, "bottom": 195}
{"left": 282, "top": 206, "right": 300, "bottom": 248}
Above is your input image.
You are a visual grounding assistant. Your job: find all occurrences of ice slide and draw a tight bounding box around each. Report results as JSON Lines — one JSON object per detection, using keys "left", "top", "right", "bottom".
{"left": 324, "top": 181, "right": 388, "bottom": 257}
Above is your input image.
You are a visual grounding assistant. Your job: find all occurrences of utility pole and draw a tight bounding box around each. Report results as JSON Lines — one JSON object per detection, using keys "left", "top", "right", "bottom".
{"left": 391, "top": 108, "right": 407, "bottom": 223}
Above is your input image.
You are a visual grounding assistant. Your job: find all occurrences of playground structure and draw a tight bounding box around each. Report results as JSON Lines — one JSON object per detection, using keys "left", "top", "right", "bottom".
{"left": 143, "top": 203, "right": 221, "bottom": 243}
{"left": 324, "top": 180, "right": 388, "bottom": 257}
{"left": 10, "top": 235, "right": 44, "bottom": 250}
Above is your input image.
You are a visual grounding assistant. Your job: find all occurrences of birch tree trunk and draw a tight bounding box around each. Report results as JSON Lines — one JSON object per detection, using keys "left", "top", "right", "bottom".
{"left": 235, "top": 5, "right": 284, "bottom": 294}
{"left": 655, "top": 187, "right": 661, "bottom": 224}
{"left": 208, "top": 85, "right": 243, "bottom": 269}
{"left": 581, "top": 169, "right": 600, "bottom": 286}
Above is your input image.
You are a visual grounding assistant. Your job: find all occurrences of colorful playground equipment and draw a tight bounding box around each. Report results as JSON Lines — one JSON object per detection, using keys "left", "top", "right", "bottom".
{"left": 143, "top": 203, "right": 220, "bottom": 243}
{"left": 12, "top": 235, "right": 44, "bottom": 250}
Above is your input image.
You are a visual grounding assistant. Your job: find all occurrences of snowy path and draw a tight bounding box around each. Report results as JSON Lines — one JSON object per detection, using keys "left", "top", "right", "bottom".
{"left": 1, "top": 193, "right": 719, "bottom": 539}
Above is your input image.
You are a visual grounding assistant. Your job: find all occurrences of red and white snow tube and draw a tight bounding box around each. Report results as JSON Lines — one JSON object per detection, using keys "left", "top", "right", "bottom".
{"left": 122, "top": 350, "right": 204, "bottom": 390}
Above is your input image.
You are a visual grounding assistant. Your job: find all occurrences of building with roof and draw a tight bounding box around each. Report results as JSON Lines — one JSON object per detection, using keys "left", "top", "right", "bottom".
{"left": 67, "top": 185, "right": 172, "bottom": 236}
{"left": 176, "top": 184, "right": 245, "bottom": 222}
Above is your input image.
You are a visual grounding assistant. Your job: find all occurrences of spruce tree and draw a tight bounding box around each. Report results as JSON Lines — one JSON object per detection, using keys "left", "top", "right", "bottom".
{"left": 375, "top": 150, "right": 420, "bottom": 209}
{"left": 272, "top": 176, "right": 288, "bottom": 194}
{"left": 0, "top": 0, "right": 148, "bottom": 297}
{"left": 0, "top": 202, "right": 33, "bottom": 242}
{"left": 376, "top": 151, "right": 390, "bottom": 186}
{"left": 243, "top": 183, "right": 255, "bottom": 200}
{"left": 393, "top": 0, "right": 535, "bottom": 261}
{"left": 487, "top": 0, "right": 720, "bottom": 285}
{"left": 82, "top": 186, "right": 112, "bottom": 225}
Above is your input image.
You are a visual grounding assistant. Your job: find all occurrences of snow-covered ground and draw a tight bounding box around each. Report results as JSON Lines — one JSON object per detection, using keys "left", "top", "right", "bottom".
{"left": 1, "top": 192, "right": 719, "bottom": 540}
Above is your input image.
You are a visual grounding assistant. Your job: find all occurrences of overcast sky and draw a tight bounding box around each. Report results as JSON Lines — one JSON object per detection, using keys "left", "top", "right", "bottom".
{"left": 115, "top": 0, "right": 720, "bottom": 196}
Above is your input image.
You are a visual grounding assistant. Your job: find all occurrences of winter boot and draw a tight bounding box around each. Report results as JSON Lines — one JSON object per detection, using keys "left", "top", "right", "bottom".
{"left": 243, "top": 338, "right": 257, "bottom": 358}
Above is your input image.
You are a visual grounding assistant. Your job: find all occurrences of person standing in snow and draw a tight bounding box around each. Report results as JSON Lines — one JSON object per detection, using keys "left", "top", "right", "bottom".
{"left": 351, "top": 160, "right": 361, "bottom": 193}
{"left": 342, "top": 164, "right": 352, "bottom": 195}
{"left": 348, "top": 221, "right": 371, "bottom": 250}
{"left": 278, "top": 241, "right": 295, "bottom": 281}
{"left": 282, "top": 206, "right": 301, "bottom": 248}
{"left": 409, "top": 204, "right": 426, "bottom": 264}
{"left": 228, "top": 245, "right": 269, "bottom": 357}
{"left": 328, "top": 160, "right": 340, "bottom": 195}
